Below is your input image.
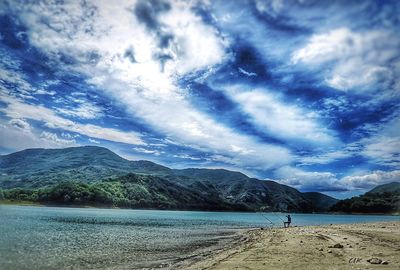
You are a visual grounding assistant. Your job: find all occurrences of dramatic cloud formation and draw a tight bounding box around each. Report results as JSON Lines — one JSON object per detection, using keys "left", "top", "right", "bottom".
{"left": 0, "top": 0, "right": 399, "bottom": 197}
{"left": 0, "top": 94, "right": 145, "bottom": 146}
{"left": 292, "top": 27, "right": 399, "bottom": 92}
{"left": 222, "top": 86, "right": 337, "bottom": 146}
{"left": 341, "top": 170, "right": 400, "bottom": 190}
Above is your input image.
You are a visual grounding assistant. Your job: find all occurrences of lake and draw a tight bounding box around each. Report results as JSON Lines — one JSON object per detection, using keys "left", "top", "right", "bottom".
{"left": 0, "top": 205, "right": 398, "bottom": 269}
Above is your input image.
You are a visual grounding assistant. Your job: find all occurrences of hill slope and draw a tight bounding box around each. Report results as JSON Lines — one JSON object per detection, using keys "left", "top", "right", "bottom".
{"left": 367, "top": 182, "right": 400, "bottom": 195}
{"left": 171, "top": 169, "right": 315, "bottom": 212}
{"left": 0, "top": 146, "right": 337, "bottom": 212}
{"left": 330, "top": 182, "right": 400, "bottom": 214}
{"left": 0, "top": 146, "right": 170, "bottom": 188}
{"left": 2, "top": 174, "right": 243, "bottom": 211}
{"left": 302, "top": 192, "right": 339, "bottom": 212}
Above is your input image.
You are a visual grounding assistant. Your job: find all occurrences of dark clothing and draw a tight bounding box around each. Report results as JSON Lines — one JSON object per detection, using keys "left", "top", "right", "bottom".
{"left": 284, "top": 215, "right": 291, "bottom": 228}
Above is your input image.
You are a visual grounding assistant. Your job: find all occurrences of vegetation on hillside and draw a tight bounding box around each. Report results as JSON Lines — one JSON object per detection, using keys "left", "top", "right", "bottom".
{"left": 0, "top": 146, "right": 339, "bottom": 212}
{"left": 1, "top": 174, "right": 247, "bottom": 211}
{"left": 302, "top": 192, "right": 338, "bottom": 212}
{"left": 330, "top": 182, "right": 400, "bottom": 214}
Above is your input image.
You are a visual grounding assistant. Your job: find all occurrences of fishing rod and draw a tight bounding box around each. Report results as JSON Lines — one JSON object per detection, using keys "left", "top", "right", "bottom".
{"left": 273, "top": 212, "right": 286, "bottom": 222}
{"left": 272, "top": 212, "right": 297, "bottom": 227}
{"left": 256, "top": 206, "right": 275, "bottom": 227}
{"left": 258, "top": 211, "right": 275, "bottom": 226}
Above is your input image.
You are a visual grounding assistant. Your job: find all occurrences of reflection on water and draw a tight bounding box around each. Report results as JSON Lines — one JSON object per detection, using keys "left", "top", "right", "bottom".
{"left": 0, "top": 205, "right": 398, "bottom": 270}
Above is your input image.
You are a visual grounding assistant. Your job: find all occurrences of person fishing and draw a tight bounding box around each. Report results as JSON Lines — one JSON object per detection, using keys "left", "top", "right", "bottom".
{"left": 283, "top": 214, "right": 291, "bottom": 228}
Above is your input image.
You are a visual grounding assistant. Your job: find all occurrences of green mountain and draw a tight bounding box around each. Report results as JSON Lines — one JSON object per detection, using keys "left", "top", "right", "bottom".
{"left": 0, "top": 146, "right": 337, "bottom": 212}
{"left": 2, "top": 174, "right": 243, "bottom": 211}
{"left": 367, "top": 182, "right": 400, "bottom": 195}
{"left": 302, "top": 192, "right": 339, "bottom": 212}
{"left": 0, "top": 146, "right": 170, "bottom": 188}
{"left": 330, "top": 182, "right": 400, "bottom": 214}
{"left": 170, "top": 168, "right": 316, "bottom": 212}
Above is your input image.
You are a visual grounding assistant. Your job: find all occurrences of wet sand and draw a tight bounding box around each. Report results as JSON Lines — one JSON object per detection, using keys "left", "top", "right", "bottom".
{"left": 180, "top": 221, "right": 400, "bottom": 270}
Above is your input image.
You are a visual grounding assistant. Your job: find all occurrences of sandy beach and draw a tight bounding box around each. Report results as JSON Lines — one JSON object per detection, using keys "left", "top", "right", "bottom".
{"left": 178, "top": 221, "right": 400, "bottom": 270}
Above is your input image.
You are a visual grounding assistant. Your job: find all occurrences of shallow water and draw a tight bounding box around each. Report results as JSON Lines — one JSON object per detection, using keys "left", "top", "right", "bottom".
{"left": 0, "top": 205, "right": 398, "bottom": 269}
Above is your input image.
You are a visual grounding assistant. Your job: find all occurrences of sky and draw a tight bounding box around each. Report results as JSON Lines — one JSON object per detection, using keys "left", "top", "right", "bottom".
{"left": 0, "top": 0, "right": 399, "bottom": 198}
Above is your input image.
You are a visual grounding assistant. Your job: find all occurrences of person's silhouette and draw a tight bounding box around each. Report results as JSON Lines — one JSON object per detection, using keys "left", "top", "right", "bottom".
{"left": 284, "top": 215, "right": 291, "bottom": 228}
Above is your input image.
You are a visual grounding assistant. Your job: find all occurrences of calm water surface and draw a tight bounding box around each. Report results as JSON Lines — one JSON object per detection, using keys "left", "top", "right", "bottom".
{"left": 0, "top": 205, "right": 398, "bottom": 269}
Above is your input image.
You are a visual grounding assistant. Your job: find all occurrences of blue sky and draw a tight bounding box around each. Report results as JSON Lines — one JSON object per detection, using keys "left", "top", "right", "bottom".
{"left": 0, "top": 0, "right": 399, "bottom": 198}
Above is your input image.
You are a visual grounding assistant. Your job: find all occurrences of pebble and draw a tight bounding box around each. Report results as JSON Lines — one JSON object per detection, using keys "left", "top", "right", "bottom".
{"left": 328, "top": 250, "right": 332, "bottom": 253}
{"left": 367, "top": 258, "right": 382, "bottom": 264}
{"left": 333, "top": 243, "right": 344, "bottom": 248}
{"left": 381, "top": 261, "right": 389, "bottom": 265}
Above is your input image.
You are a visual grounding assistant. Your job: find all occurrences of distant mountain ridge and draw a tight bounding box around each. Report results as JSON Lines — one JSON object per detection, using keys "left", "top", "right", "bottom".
{"left": 302, "top": 192, "right": 340, "bottom": 212}
{"left": 330, "top": 182, "right": 400, "bottom": 214}
{"left": 0, "top": 146, "right": 338, "bottom": 212}
{"left": 0, "top": 146, "right": 170, "bottom": 188}
{"left": 367, "top": 182, "right": 400, "bottom": 195}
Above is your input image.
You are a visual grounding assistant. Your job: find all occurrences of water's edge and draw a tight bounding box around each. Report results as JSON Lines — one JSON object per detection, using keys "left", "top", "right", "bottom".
{"left": 1, "top": 205, "right": 399, "bottom": 270}
{"left": 1, "top": 202, "right": 398, "bottom": 216}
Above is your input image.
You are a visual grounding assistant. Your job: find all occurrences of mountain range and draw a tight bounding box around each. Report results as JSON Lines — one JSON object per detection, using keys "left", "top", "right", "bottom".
{"left": 1, "top": 146, "right": 338, "bottom": 212}
{"left": 330, "top": 182, "right": 400, "bottom": 214}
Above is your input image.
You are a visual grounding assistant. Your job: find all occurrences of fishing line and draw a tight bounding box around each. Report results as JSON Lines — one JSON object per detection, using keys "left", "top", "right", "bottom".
{"left": 272, "top": 212, "right": 286, "bottom": 222}
{"left": 258, "top": 211, "right": 275, "bottom": 226}
{"left": 255, "top": 207, "right": 275, "bottom": 228}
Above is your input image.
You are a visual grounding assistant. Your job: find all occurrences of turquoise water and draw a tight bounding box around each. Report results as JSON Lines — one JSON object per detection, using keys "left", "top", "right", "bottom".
{"left": 0, "top": 205, "right": 398, "bottom": 269}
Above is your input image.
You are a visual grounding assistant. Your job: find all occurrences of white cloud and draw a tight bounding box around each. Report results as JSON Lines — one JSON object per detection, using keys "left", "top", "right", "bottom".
{"left": 223, "top": 86, "right": 337, "bottom": 145}
{"left": 275, "top": 166, "right": 400, "bottom": 192}
{"left": 238, "top": 67, "right": 257, "bottom": 76}
{"left": 363, "top": 137, "right": 400, "bottom": 167}
{"left": 5, "top": 0, "right": 293, "bottom": 170}
{"left": 0, "top": 119, "right": 76, "bottom": 151}
{"left": 61, "top": 132, "right": 80, "bottom": 139}
{"left": 275, "top": 166, "right": 344, "bottom": 192}
{"left": 299, "top": 150, "right": 350, "bottom": 165}
{"left": 292, "top": 28, "right": 399, "bottom": 92}
{"left": 299, "top": 142, "right": 361, "bottom": 165}
{"left": 0, "top": 94, "right": 145, "bottom": 145}
{"left": 0, "top": 54, "right": 60, "bottom": 99}
{"left": 88, "top": 138, "right": 100, "bottom": 144}
{"left": 159, "top": 1, "right": 228, "bottom": 75}
{"left": 99, "top": 79, "right": 292, "bottom": 169}
{"left": 40, "top": 131, "right": 76, "bottom": 146}
{"left": 0, "top": 64, "right": 34, "bottom": 99}
{"left": 8, "top": 118, "right": 31, "bottom": 132}
{"left": 255, "top": 0, "right": 284, "bottom": 16}
{"left": 56, "top": 103, "right": 104, "bottom": 119}
{"left": 172, "top": 153, "right": 202, "bottom": 160}
{"left": 341, "top": 170, "right": 400, "bottom": 190}
{"left": 357, "top": 115, "right": 400, "bottom": 168}
{"left": 133, "top": 147, "right": 163, "bottom": 156}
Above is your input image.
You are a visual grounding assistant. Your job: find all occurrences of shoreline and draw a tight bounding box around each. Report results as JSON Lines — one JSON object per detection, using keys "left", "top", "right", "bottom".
{"left": 181, "top": 221, "right": 400, "bottom": 270}
{"left": 1, "top": 202, "right": 398, "bottom": 216}
{"left": 1, "top": 205, "right": 399, "bottom": 269}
